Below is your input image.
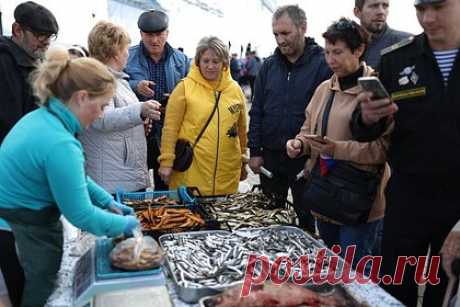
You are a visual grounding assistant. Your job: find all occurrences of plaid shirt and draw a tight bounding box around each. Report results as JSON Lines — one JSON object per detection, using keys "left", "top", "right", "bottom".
{"left": 142, "top": 43, "right": 172, "bottom": 141}
{"left": 143, "top": 42, "right": 169, "bottom": 103}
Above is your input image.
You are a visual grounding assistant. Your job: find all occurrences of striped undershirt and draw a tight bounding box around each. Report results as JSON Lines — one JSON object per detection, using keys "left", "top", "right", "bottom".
{"left": 433, "top": 49, "right": 459, "bottom": 86}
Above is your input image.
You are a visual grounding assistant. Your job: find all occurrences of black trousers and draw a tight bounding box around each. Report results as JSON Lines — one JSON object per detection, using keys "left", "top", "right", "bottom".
{"left": 0, "top": 230, "right": 24, "bottom": 307}
{"left": 381, "top": 173, "right": 460, "bottom": 307}
{"left": 259, "top": 149, "right": 315, "bottom": 233}
{"left": 146, "top": 136, "right": 168, "bottom": 191}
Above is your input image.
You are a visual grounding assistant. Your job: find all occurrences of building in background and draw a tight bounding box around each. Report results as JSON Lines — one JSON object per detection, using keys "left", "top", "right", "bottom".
{"left": 0, "top": 0, "right": 277, "bottom": 58}
{"left": 110, "top": 0, "right": 277, "bottom": 58}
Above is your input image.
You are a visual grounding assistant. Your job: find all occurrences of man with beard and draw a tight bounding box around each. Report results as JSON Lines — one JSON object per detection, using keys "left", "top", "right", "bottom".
{"left": 125, "top": 10, "right": 189, "bottom": 191}
{"left": 353, "top": 0, "right": 411, "bottom": 257}
{"left": 248, "top": 5, "right": 331, "bottom": 233}
{"left": 0, "top": 1, "right": 58, "bottom": 143}
{"left": 354, "top": 0, "right": 411, "bottom": 68}
{"left": 0, "top": 2, "right": 58, "bottom": 306}
{"left": 351, "top": 0, "right": 460, "bottom": 305}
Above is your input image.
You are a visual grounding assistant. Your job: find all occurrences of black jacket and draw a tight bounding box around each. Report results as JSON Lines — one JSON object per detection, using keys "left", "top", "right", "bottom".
{"left": 248, "top": 38, "right": 332, "bottom": 155}
{"left": 352, "top": 34, "right": 460, "bottom": 175}
{"left": 364, "top": 25, "right": 412, "bottom": 69}
{"left": 0, "top": 36, "right": 38, "bottom": 144}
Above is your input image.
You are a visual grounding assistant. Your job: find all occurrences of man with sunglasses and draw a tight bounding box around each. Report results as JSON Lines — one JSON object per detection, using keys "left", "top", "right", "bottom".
{"left": 0, "top": 2, "right": 58, "bottom": 306}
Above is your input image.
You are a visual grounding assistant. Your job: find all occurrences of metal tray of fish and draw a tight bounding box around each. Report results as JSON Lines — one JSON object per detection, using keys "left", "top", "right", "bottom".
{"left": 159, "top": 230, "right": 234, "bottom": 303}
{"left": 159, "top": 226, "right": 333, "bottom": 303}
{"left": 235, "top": 225, "right": 326, "bottom": 250}
{"left": 198, "top": 192, "right": 298, "bottom": 230}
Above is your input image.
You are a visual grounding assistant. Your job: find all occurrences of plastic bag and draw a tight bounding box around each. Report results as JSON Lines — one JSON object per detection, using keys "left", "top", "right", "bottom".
{"left": 110, "top": 234, "right": 164, "bottom": 271}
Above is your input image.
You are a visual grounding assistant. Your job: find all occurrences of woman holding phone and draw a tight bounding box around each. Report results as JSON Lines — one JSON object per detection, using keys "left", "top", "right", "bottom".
{"left": 286, "top": 18, "right": 391, "bottom": 270}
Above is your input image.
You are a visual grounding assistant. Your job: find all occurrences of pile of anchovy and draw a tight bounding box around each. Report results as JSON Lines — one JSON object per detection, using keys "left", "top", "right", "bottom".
{"left": 161, "top": 228, "right": 330, "bottom": 289}
{"left": 203, "top": 193, "right": 297, "bottom": 230}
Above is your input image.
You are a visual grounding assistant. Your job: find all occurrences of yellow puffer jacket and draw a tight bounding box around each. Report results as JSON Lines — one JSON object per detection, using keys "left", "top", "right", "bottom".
{"left": 159, "top": 62, "right": 247, "bottom": 195}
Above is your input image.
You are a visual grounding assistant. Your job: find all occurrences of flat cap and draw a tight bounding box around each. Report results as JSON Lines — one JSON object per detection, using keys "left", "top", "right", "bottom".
{"left": 14, "top": 1, "right": 58, "bottom": 34}
{"left": 414, "top": 0, "right": 446, "bottom": 6}
{"left": 138, "top": 10, "right": 169, "bottom": 33}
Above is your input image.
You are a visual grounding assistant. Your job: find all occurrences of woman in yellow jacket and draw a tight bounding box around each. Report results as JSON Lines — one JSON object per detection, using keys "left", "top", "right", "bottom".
{"left": 158, "top": 36, "right": 248, "bottom": 196}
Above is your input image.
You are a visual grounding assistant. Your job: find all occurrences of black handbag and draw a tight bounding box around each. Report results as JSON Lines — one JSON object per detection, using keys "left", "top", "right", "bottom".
{"left": 303, "top": 91, "right": 381, "bottom": 225}
{"left": 172, "top": 91, "right": 222, "bottom": 172}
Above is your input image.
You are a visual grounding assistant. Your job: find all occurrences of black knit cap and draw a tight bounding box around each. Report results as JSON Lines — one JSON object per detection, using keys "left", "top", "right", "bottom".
{"left": 138, "top": 10, "right": 169, "bottom": 33}
{"left": 14, "top": 1, "right": 59, "bottom": 34}
{"left": 414, "top": 0, "right": 446, "bottom": 6}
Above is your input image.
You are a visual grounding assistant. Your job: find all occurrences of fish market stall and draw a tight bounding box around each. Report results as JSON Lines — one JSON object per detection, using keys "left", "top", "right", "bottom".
{"left": 45, "top": 191, "right": 404, "bottom": 307}
{"left": 160, "top": 226, "right": 404, "bottom": 306}
{"left": 159, "top": 226, "right": 328, "bottom": 303}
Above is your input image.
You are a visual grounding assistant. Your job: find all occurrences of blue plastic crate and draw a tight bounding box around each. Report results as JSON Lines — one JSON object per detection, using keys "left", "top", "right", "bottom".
{"left": 95, "top": 238, "right": 161, "bottom": 280}
{"left": 116, "top": 186, "right": 196, "bottom": 205}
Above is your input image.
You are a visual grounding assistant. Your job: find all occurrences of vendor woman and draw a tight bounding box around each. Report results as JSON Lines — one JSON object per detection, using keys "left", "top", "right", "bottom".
{"left": 0, "top": 48, "right": 139, "bottom": 307}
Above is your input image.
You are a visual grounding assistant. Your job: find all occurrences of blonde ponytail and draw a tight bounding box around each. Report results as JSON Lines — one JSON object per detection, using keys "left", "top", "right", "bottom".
{"left": 32, "top": 47, "right": 115, "bottom": 105}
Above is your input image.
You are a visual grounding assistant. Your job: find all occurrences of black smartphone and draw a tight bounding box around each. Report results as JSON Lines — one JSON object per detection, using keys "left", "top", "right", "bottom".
{"left": 358, "top": 76, "right": 390, "bottom": 99}
{"left": 305, "top": 134, "right": 326, "bottom": 144}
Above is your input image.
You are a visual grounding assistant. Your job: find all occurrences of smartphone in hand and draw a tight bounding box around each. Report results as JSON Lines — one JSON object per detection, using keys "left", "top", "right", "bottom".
{"left": 305, "top": 134, "right": 326, "bottom": 144}
{"left": 358, "top": 76, "right": 390, "bottom": 100}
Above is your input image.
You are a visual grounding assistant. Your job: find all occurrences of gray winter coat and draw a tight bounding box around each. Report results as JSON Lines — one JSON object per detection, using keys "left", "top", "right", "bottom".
{"left": 79, "top": 68, "right": 148, "bottom": 194}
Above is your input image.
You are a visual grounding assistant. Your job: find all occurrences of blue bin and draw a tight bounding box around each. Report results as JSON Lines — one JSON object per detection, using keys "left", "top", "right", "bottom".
{"left": 116, "top": 186, "right": 195, "bottom": 205}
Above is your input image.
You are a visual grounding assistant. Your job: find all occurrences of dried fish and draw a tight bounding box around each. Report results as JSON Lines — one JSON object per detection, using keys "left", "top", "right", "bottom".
{"left": 136, "top": 206, "right": 205, "bottom": 231}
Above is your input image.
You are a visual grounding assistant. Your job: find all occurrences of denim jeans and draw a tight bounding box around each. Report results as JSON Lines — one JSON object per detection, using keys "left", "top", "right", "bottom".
{"left": 317, "top": 219, "right": 381, "bottom": 274}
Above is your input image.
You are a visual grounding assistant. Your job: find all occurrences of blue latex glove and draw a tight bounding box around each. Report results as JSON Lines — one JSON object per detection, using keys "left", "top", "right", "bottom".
{"left": 109, "top": 200, "right": 135, "bottom": 216}
{"left": 123, "top": 216, "right": 140, "bottom": 237}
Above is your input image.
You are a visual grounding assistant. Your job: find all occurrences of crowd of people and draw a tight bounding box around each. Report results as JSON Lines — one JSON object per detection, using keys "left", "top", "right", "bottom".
{"left": 0, "top": 0, "right": 459, "bottom": 306}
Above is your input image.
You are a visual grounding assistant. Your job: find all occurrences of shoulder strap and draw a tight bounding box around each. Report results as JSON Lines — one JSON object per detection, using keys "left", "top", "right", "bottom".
{"left": 380, "top": 36, "right": 415, "bottom": 56}
{"left": 320, "top": 91, "right": 336, "bottom": 137}
{"left": 193, "top": 91, "right": 222, "bottom": 147}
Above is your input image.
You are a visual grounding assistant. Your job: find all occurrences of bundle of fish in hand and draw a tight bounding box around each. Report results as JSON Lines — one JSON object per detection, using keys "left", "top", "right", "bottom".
{"left": 122, "top": 195, "right": 179, "bottom": 207}
{"left": 161, "top": 227, "right": 329, "bottom": 289}
{"left": 110, "top": 230, "right": 164, "bottom": 271}
{"left": 205, "top": 282, "right": 365, "bottom": 307}
{"left": 203, "top": 192, "right": 297, "bottom": 230}
{"left": 137, "top": 205, "right": 205, "bottom": 231}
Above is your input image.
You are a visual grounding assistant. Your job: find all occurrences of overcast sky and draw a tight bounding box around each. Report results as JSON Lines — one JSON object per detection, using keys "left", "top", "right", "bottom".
{"left": 0, "top": 0, "right": 424, "bottom": 57}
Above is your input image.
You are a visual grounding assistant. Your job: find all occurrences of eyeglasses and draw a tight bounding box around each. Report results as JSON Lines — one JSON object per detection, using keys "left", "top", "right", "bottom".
{"left": 21, "top": 25, "right": 57, "bottom": 42}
